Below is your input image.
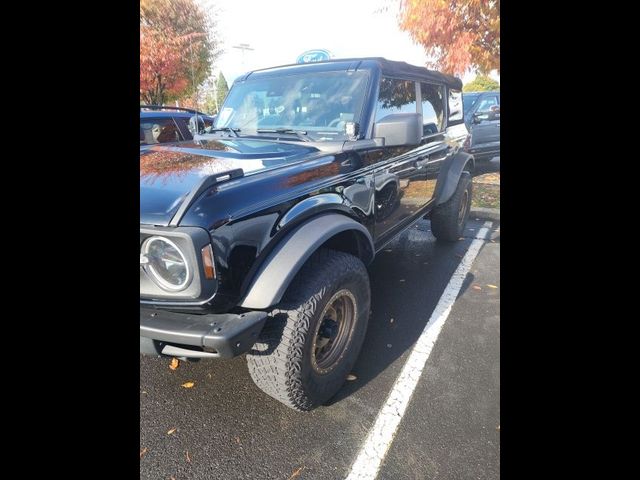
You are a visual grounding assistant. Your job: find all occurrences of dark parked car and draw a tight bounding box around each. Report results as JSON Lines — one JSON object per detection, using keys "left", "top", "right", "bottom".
{"left": 140, "top": 58, "right": 475, "bottom": 411}
{"left": 462, "top": 91, "right": 500, "bottom": 171}
{"left": 140, "top": 105, "right": 216, "bottom": 147}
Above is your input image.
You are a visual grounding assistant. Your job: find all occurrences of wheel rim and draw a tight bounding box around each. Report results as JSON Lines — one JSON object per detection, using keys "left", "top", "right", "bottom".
{"left": 458, "top": 189, "right": 469, "bottom": 225}
{"left": 311, "top": 289, "right": 357, "bottom": 374}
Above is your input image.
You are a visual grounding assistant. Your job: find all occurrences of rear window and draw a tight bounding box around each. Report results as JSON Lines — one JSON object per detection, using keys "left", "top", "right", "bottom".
{"left": 140, "top": 117, "right": 182, "bottom": 145}
{"left": 420, "top": 82, "right": 445, "bottom": 135}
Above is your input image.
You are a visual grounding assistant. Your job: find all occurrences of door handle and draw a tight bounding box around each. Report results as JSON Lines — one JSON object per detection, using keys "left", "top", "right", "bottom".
{"left": 416, "top": 158, "right": 429, "bottom": 169}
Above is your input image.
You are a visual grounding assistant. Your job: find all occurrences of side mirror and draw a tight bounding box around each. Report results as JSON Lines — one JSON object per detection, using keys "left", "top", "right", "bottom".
{"left": 373, "top": 113, "right": 423, "bottom": 147}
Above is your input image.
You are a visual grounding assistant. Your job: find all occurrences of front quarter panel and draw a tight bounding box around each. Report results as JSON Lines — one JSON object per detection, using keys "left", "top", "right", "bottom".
{"left": 183, "top": 150, "right": 378, "bottom": 311}
{"left": 239, "top": 213, "right": 375, "bottom": 309}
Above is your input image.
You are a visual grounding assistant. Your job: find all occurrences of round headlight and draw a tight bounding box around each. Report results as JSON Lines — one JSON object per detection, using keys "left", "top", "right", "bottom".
{"left": 141, "top": 236, "right": 191, "bottom": 291}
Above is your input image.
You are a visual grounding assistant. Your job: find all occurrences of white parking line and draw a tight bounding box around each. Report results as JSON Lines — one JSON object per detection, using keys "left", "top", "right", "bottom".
{"left": 345, "top": 221, "right": 493, "bottom": 480}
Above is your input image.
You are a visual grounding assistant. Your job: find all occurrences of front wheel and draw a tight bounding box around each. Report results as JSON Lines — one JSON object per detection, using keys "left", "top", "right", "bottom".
{"left": 246, "top": 249, "right": 370, "bottom": 411}
{"left": 431, "top": 171, "right": 472, "bottom": 242}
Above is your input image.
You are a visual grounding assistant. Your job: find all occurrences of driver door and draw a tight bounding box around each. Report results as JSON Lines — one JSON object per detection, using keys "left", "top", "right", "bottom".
{"left": 372, "top": 78, "right": 431, "bottom": 245}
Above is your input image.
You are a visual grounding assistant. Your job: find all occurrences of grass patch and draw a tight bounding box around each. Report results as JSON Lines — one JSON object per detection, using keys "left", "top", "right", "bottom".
{"left": 472, "top": 172, "right": 500, "bottom": 209}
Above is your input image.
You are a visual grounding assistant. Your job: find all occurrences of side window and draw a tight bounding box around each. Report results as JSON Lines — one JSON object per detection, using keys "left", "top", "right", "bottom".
{"left": 175, "top": 116, "right": 214, "bottom": 139}
{"left": 173, "top": 117, "right": 193, "bottom": 140}
{"left": 475, "top": 96, "right": 498, "bottom": 113}
{"left": 420, "top": 83, "right": 445, "bottom": 135}
{"left": 140, "top": 117, "right": 182, "bottom": 145}
{"left": 448, "top": 89, "right": 463, "bottom": 123}
{"left": 375, "top": 78, "right": 417, "bottom": 121}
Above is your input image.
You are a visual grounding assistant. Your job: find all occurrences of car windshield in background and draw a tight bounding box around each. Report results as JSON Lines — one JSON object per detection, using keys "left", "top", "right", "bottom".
{"left": 215, "top": 71, "right": 369, "bottom": 141}
{"left": 462, "top": 94, "right": 480, "bottom": 114}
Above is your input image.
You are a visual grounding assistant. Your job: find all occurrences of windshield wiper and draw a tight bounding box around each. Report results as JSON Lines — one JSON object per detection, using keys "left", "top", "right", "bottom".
{"left": 256, "top": 128, "right": 311, "bottom": 142}
{"left": 206, "top": 127, "right": 240, "bottom": 137}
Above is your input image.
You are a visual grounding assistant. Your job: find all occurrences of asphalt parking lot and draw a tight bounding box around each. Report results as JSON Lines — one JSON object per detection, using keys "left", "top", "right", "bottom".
{"left": 140, "top": 216, "right": 500, "bottom": 480}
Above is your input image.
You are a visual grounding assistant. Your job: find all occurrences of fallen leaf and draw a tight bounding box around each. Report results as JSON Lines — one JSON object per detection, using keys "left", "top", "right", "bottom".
{"left": 141, "top": 391, "right": 147, "bottom": 395}
{"left": 288, "top": 466, "right": 305, "bottom": 480}
{"left": 169, "top": 358, "right": 179, "bottom": 370}
{"left": 387, "top": 344, "right": 392, "bottom": 348}
{"left": 346, "top": 373, "right": 357, "bottom": 381}
{"left": 186, "top": 450, "right": 191, "bottom": 463}
{"left": 235, "top": 436, "right": 241, "bottom": 445}
{"left": 486, "top": 284, "right": 498, "bottom": 289}
{"left": 181, "top": 382, "right": 195, "bottom": 389}
{"left": 472, "top": 285, "right": 482, "bottom": 291}
{"left": 167, "top": 428, "right": 177, "bottom": 435}
{"left": 496, "top": 425, "right": 500, "bottom": 431}
{"left": 170, "top": 477, "right": 176, "bottom": 480}
{"left": 399, "top": 279, "right": 405, "bottom": 282}
{"left": 140, "top": 447, "right": 148, "bottom": 459}
{"left": 390, "top": 318, "right": 394, "bottom": 324}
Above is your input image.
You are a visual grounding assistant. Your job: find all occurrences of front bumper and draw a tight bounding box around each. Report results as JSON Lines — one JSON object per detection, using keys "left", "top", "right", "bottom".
{"left": 140, "top": 308, "right": 268, "bottom": 359}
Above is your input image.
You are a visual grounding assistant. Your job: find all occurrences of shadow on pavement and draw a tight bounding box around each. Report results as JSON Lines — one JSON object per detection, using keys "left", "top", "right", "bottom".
{"left": 327, "top": 219, "right": 485, "bottom": 405}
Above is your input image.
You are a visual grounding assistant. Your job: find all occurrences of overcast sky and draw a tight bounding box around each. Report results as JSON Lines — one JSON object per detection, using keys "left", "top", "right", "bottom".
{"left": 197, "top": 0, "right": 499, "bottom": 86}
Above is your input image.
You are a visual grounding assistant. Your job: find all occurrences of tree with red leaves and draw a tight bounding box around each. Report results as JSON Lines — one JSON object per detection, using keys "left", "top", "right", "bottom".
{"left": 398, "top": 0, "right": 500, "bottom": 76}
{"left": 140, "top": 0, "right": 218, "bottom": 105}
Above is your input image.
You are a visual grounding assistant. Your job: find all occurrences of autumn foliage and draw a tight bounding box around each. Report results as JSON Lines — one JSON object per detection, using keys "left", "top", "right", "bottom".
{"left": 140, "top": 142, "right": 233, "bottom": 185}
{"left": 141, "top": 26, "right": 193, "bottom": 105}
{"left": 140, "top": 0, "right": 215, "bottom": 105}
{"left": 398, "top": 0, "right": 500, "bottom": 76}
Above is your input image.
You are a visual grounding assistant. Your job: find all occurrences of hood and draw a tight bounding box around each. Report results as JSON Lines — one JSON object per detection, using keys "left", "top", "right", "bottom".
{"left": 140, "top": 137, "right": 319, "bottom": 226}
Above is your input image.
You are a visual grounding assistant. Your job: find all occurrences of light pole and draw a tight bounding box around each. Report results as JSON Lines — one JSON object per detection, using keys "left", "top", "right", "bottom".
{"left": 232, "top": 43, "right": 254, "bottom": 69}
{"left": 212, "top": 75, "right": 219, "bottom": 114}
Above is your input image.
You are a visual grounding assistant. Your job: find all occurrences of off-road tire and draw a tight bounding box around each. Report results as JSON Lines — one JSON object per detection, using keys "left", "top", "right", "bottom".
{"left": 431, "top": 171, "right": 472, "bottom": 242}
{"left": 246, "top": 249, "right": 370, "bottom": 411}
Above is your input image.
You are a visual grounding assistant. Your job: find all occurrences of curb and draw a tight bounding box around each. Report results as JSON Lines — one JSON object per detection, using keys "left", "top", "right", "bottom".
{"left": 470, "top": 207, "right": 500, "bottom": 222}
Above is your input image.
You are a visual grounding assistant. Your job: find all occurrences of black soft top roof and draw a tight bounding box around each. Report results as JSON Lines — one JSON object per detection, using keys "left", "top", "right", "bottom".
{"left": 243, "top": 57, "right": 463, "bottom": 90}
{"left": 364, "top": 57, "right": 462, "bottom": 90}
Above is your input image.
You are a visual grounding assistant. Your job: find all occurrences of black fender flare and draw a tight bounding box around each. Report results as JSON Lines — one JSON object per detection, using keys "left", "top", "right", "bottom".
{"left": 434, "top": 150, "right": 475, "bottom": 205}
{"left": 238, "top": 213, "right": 374, "bottom": 309}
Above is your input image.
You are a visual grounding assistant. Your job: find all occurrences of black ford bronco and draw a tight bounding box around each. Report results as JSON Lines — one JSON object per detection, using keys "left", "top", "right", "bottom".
{"left": 140, "top": 58, "right": 474, "bottom": 411}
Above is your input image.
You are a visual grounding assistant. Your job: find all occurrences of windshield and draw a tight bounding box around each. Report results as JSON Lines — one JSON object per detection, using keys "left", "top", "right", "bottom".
{"left": 215, "top": 71, "right": 369, "bottom": 141}
{"left": 462, "top": 94, "right": 480, "bottom": 115}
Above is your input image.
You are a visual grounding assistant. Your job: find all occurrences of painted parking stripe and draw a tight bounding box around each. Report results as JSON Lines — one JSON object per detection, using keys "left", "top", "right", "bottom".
{"left": 345, "top": 221, "right": 493, "bottom": 480}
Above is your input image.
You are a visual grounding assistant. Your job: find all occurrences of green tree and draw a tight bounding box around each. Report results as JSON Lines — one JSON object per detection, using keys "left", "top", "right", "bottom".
{"left": 192, "top": 72, "right": 230, "bottom": 114}
{"left": 463, "top": 75, "right": 500, "bottom": 92}
{"left": 196, "top": 75, "right": 217, "bottom": 114}
{"left": 215, "top": 73, "right": 230, "bottom": 113}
